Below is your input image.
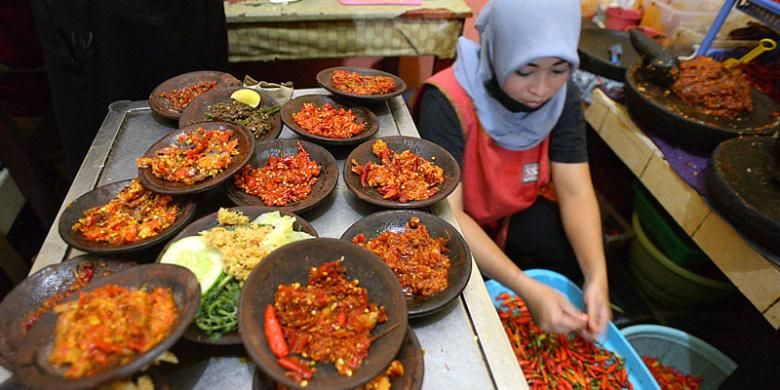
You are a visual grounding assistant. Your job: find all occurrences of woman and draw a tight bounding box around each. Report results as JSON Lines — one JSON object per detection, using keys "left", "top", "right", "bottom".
{"left": 416, "top": 0, "right": 610, "bottom": 340}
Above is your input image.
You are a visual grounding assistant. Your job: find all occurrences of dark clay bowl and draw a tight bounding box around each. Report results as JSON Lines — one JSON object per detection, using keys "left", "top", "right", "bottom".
{"left": 179, "top": 86, "right": 283, "bottom": 142}
{"left": 316, "top": 66, "right": 407, "bottom": 102}
{"left": 0, "top": 255, "right": 138, "bottom": 370}
{"left": 58, "top": 179, "right": 196, "bottom": 255}
{"left": 239, "top": 238, "right": 407, "bottom": 390}
{"left": 341, "top": 210, "right": 472, "bottom": 318}
{"left": 138, "top": 122, "right": 256, "bottom": 195}
{"left": 252, "top": 325, "right": 423, "bottom": 390}
{"left": 226, "top": 139, "right": 339, "bottom": 213}
{"left": 344, "top": 136, "right": 461, "bottom": 209}
{"left": 280, "top": 94, "right": 379, "bottom": 146}
{"left": 157, "top": 206, "right": 319, "bottom": 345}
{"left": 11, "top": 263, "right": 200, "bottom": 390}
{"left": 149, "top": 71, "right": 240, "bottom": 120}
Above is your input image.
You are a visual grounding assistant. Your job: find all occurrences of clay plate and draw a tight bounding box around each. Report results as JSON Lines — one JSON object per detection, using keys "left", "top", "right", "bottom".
{"left": 341, "top": 210, "right": 472, "bottom": 318}
{"left": 226, "top": 139, "right": 339, "bottom": 213}
{"left": 179, "top": 86, "right": 283, "bottom": 142}
{"left": 316, "top": 66, "right": 407, "bottom": 102}
{"left": 149, "top": 71, "right": 240, "bottom": 120}
{"left": 0, "top": 255, "right": 138, "bottom": 370}
{"left": 11, "top": 264, "right": 200, "bottom": 390}
{"left": 280, "top": 94, "right": 379, "bottom": 145}
{"left": 239, "top": 238, "right": 407, "bottom": 390}
{"left": 344, "top": 136, "right": 461, "bottom": 209}
{"left": 137, "top": 122, "right": 255, "bottom": 195}
{"left": 156, "top": 206, "right": 319, "bottom": 345}
{"left": 58, "top": 179, "right": 196, "bottom": 254}
{"left": 252, "top": 326, "right": 423, "bottom": 390}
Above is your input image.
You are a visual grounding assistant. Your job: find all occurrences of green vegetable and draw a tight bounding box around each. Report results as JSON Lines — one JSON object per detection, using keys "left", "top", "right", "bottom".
{"left": 195, "top": 273, "right": 241, "bottom": 340}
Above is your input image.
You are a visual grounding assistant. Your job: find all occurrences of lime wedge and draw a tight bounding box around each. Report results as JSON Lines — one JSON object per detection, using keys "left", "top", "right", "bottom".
{"left": 160, "top": 236, "right": 223, "bottom": 294}
{"left": 230, "top": 89, "right": 261, "bottom": 108}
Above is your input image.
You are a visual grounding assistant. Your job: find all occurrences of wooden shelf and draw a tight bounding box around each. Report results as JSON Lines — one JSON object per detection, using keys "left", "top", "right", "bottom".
{"left": 585, "top": 89, "right": 780, "bottom": 330}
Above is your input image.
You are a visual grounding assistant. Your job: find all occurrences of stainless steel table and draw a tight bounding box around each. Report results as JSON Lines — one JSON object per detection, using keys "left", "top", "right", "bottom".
{"left": 1, "top": 89, "right": 525, "bottom": 390}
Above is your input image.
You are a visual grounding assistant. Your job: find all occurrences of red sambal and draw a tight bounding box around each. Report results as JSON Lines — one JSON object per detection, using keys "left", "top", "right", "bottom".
{"left": 274, "top": 260, "right": 388, "bottom": 377}
{"left": 159, "top": 81, "right": 217, "bottom": 111}
{"left": 291, "top": 103, "right": 367, "bottom": 139}
{"left": 22, "top": 262, "right": 97, "bottom": 332}
{"left": 49, "top": 284, "right": 178, "bottom": 378}
{"left": 233, "top": 141, "right": 321, "bottom": 206}
{"left": 671, "top": 56, "right": 753, "bottom": 118}
{"left": 353, "top": 216, "right": 450, "bottom": 298}
{"left": 331, "top": 70, "right": 396, "bottom": 95}
{"left": 72, "top": 179, "right": 178, "bottom": 245}
{"left": 351, "top": 140, "right": 444, "bottom": 202}
{"left": 136, "top": 128, "right": 239, "bottom": 184}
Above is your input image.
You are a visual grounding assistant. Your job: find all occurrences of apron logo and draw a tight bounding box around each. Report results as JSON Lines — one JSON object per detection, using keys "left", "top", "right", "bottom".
{"left": 522, "top": 163, "right": 539, "bottom": 184}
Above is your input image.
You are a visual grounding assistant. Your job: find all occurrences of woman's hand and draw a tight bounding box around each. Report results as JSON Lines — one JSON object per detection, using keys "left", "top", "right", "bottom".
{"left": 579, "top": 276, "right": 611, "bottom": 341}
{"left": 520, "top": 277, "right": 588, "bottom": 334}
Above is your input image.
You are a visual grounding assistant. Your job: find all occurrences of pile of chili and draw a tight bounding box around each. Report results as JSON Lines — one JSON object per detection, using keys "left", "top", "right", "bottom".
{"left": 331, "top": 70, "right": 396, "bottom": 95}
{"left": 49, "top": 284, "right": 178, "bottom": 378}
{"left": 22, "top": 262, "right": 99, "bottom": 332}
{"left": 352, "top": 216, "right": 450, "bottom": 298}
{"left": 671, "top": 56, "right": 753, "bottom": 118}
{"left": 496, "top": 293, "right": 633, "bottom": 390}
{"left": 292, "top": 103, "right": 367, "bottom": 138}
{"left": 267, "top": 259, "right": 388, "bottom": 385}
{"left": 233, "top": 141, "right": 321, "bottom": 206}
{"left": 351, "top": 140, "right": 444, "bottom": 202}
{"left": 205, "top": 101, "right": 280, "bottom": 139}
{"left": 72, "top": 179, "right": 179, "bottom": 245}
{"left": 641, "top": 357, "right": 702, "bottom": 390}
{"left": 136, "top": 128, "right": 239, "bottom": 184}
{"left": 159, "top": 81, "right": 217, "bottom": 111}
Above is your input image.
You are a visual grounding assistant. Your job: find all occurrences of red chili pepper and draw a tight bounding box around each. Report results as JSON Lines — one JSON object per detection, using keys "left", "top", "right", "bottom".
{"left": 264, "top": 304, "right": 289, "bottom": 358}
{"left": 278, "top": 356, "right": 314, "bottom": 380}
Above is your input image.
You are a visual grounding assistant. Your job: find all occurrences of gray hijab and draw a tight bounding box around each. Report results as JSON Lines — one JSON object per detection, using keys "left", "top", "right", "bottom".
{"left": 453, "top": 0, "right": 581, "bottom": 151}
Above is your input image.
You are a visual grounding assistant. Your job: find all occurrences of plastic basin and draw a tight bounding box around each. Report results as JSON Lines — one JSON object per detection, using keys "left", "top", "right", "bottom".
{"left": 621, "top": 324, "right": 737, "bottom": 390}
{"left": 629, "top": 214, "right": 735, "bottom": 308}
{"left": 485, "top": 270, "right": 661, "bottom": 390}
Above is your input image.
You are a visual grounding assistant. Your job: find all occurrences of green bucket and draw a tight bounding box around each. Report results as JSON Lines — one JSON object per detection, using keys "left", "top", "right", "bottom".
{"left": 629, "top": 214, "right": 735, "bottom": 308}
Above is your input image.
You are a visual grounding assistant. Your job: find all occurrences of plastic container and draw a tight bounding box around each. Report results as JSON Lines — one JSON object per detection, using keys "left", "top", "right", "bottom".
{"left": 485, "top": 271, "right": 661, "bottom": 390}
{"left": 621, "top": 325, "right": 738, "bottom": 390}
{"left": 606, "top": 7, "right": 642, "bottom": 31}
{"left": 629, "top": 214, "right": 735, "bottom": 308}
{"left": 632, "top": 182, "right": 707, "bottom": 267}
{"left": 643, "top": 0, "right": 718, "bottom": 36}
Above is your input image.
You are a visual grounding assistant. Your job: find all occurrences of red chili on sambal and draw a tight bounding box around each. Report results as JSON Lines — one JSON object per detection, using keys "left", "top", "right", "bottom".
{"left": 233, "top": 141, "right": 321, "bottom": 206}
{"left": 159, "top": 81, "right": 217, "bottom": 111}
{"left": 353, "top": 217, "right": 450, "bottom": 298}
{"left": 671, "top": 56, "right": 753, "bottom": 118}
{"left": 49, "top": 284, "right": 178, "bottom": 378}
{"left": 273, "top": 260, "right": 388, "bottom": 379}
{"left": 331, "top": 70, "right": 396, "bottom": 95}
{"left": 351, "top": 140, "right": 444, "bottom": 202}
{"left": 136, "top": 128, "right": 239, "bottom": 184}
{"left": 72, "top": 179, "right": 178, "bottom": 245}
{"left": 292, "top": 103, "right": 367, "bottom": 139}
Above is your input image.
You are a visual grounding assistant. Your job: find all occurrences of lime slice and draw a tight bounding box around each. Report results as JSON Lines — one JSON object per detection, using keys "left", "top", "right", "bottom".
{"left": 160, "top": 236, "right": 223, "bottom": 294}
{"left": 230, "top": 89, "right": 261, "bottom": 108}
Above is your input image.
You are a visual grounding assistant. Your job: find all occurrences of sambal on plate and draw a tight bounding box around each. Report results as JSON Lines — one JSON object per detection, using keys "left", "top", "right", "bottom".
{"left": 352, "top": 216, "right": 450, "bottom": 298}
{"left": 71, "top": 179, "right": 178, "bottom": 245}
{"left": 671, "top": 56, "right": 753, "bottom": 119}
{"left": 331, "top": 70, "right": 396, "bottom": 96}
{"left": 136, "top": 128, "right": 239, "bottom": 185}
{"left": 233, "top": 141, "right": 321, "bottom": 207}
{"left": 159, "top": 81, "right": 218, "bottom": 112}
{"left": 351, "top": 140, "right": 445, "bottom": 203}
{"left": 49, "top": 284, "right": 178, "bottom": 379}
{"left": 291, "top": 102, "right": 367, "bottom": 139}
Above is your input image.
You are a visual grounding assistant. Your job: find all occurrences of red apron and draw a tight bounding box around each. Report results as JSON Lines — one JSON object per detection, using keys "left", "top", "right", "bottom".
{"left": 416, "top": 67, "right": 551, "bottom": 248}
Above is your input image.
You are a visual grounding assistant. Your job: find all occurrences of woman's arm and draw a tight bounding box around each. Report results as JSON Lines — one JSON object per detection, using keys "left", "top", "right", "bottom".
{"left": 551, "top": 161, "right": 611, "bottom": 339}
{"left": 447, "top": 184, "right": 588, "bottom": 334}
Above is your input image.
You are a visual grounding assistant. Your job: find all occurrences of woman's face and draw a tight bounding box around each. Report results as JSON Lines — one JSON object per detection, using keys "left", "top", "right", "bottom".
{"left": 501, "top": 57, "right": 571, "bottom": 109}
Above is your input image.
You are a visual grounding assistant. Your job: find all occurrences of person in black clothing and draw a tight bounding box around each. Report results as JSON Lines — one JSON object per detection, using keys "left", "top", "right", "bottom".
{"left": 31, "top": 0, "right": 228, "bottom": 178}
